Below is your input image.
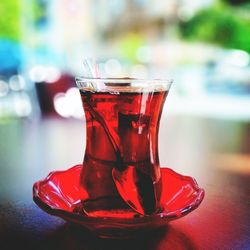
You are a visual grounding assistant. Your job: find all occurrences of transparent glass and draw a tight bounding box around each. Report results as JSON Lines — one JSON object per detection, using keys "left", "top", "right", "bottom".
{"left": 75, "top": 77, "right": 172, "bottom": 216}
{"left": 33, "top": 164, "right": 205, "bottom": 238}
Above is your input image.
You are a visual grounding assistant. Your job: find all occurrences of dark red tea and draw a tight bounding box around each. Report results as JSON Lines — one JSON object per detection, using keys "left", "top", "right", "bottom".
{"left": 79, "top": 89, "right": 168, "bottom": 216}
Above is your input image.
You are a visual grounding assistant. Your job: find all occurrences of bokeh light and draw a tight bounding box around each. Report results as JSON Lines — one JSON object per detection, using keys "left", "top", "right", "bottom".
{"left": 0, "top": 0, "right": 249, "bottom": 120}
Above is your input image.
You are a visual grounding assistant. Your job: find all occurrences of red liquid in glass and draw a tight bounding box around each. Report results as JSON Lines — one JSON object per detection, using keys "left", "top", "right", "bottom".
{"left": 80, "top": 89, "right": 168, "bottom": 216}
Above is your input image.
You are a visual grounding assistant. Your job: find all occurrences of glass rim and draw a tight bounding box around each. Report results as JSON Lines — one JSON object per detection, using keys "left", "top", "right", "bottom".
{"left": 75, "top": 76, "right": 173, "bottom": 85}
{"left": 75, "top": 77, "right": 173, "bottom": 91}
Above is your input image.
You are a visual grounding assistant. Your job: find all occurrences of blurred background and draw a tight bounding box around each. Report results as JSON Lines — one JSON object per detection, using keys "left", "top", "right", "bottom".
{"left": 0, "top": 0, "right": 250, "bottom": 177}
{"left": 1, "top": 0, "right": 250, "bottom": 120}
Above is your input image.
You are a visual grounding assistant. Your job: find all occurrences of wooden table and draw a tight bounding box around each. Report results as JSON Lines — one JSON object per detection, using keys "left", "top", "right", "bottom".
{"left": 0, "top": 115, "right": 249, "bottom": 250}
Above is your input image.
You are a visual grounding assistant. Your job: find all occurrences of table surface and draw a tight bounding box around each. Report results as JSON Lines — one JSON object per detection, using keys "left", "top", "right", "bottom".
{"left": 0, "top": 115, "right": 250, "bottom": 250}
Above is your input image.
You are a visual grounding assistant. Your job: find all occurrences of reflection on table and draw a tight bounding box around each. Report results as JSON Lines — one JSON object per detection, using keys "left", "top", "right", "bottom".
{"left": 0, "top": 114, "right": 249, "bottom": 249}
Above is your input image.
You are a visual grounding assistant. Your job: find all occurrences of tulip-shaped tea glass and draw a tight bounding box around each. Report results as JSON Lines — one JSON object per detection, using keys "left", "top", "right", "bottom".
{"left": 75, "top": 77, "right": 172, "bottom": 217}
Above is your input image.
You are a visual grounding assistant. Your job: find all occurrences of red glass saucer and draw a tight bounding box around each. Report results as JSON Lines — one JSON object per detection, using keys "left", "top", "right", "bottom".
{"left": 33, "top": 165, "right": 204, "bottom": 238}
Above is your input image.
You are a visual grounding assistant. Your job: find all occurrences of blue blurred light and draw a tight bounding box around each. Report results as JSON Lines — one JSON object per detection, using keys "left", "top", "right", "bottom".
{"left": 0, "top": 39, "right": 22, "bottom": 76}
